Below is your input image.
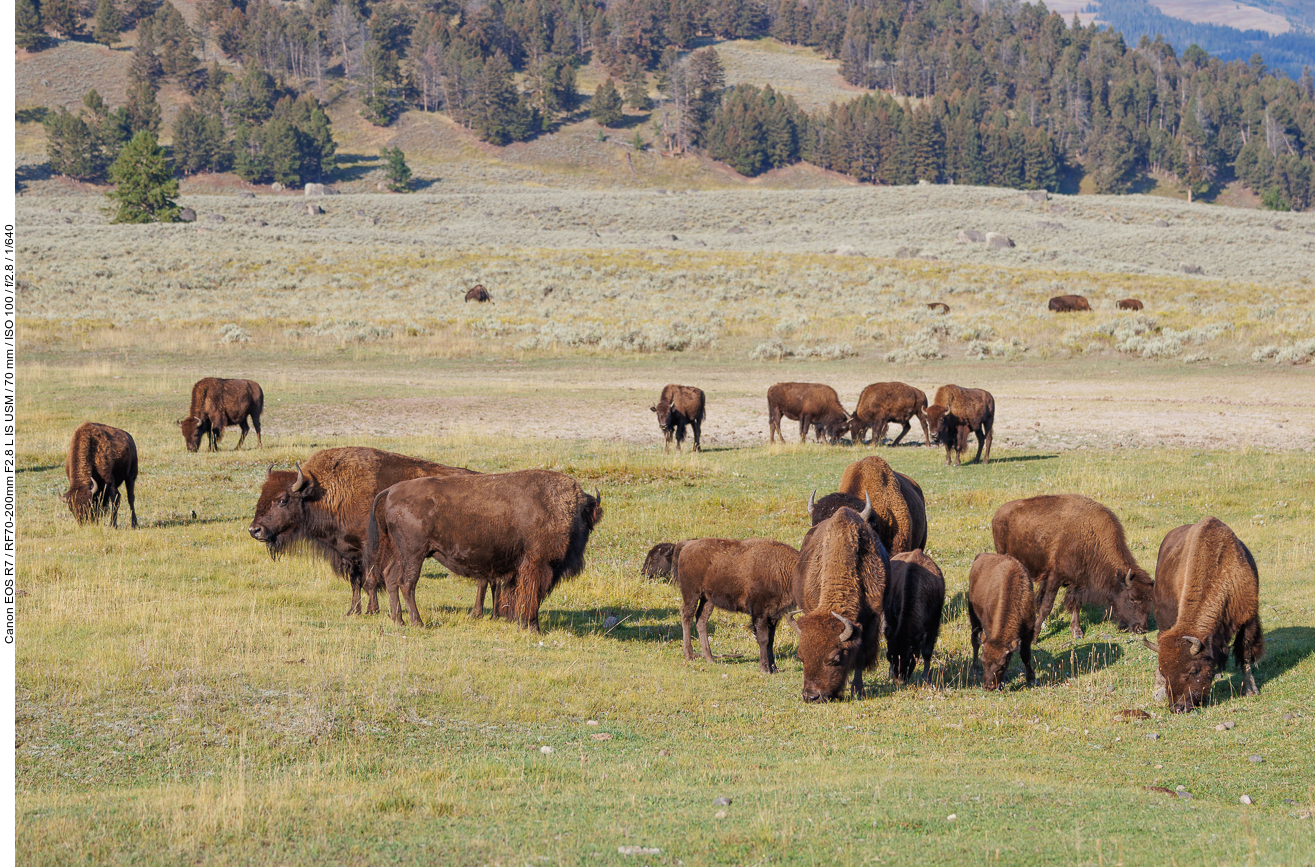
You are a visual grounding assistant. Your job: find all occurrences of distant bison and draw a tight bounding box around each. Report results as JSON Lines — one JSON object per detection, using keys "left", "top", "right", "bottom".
{"left": 791, "top": 505, "right": 887, "bottom": 701}
{"left": 62, "top": 422, "right": 138, "bottom": 529}
{"left": 767, "top": 382, "right": 849, "bottom": 444}
{"left": 671, "top": 538, "right": 800, "bottom": 673}
{"left": 651, "top": 384, "right": 705, "bottom": 452}
{"left": 1048, "top": 294, "right": 1091, "bottom": 312}
{"left": 1149, "top": 518, "right": 1263, "bottom": 713}
{"left": 991, "top": 494, "right": 1154, "bottom": 640}
{"left": 464, "top": 285, "right": 490, "bottom": 302}
{"left": 642, "top": 542, "right": 676, "bottom": 580}
{"left": 837, "top": 456, "right": 927, "bottom": 554}
{"left": 849, "top": 382, "right": 930, "bottom": 448}
{"left": 926, "top": 302, "right": 950, "bottom": 314}
{"left": 885, "top": 550, "right": 945, "bottom": 683}
{"left": 179, "top": 377, "right": 264, "bottom": 452}
{"left": 968, "top": 553, "right": 1037, "bottom": 690}
{"left": 925, "top": 385, "right": 994, "bottom": 466}
{"left": 1117, "top": 298, "right": 1144, "bottom": 311}
{"left": 365, "top": 470, "right": 603, "bottom": 631}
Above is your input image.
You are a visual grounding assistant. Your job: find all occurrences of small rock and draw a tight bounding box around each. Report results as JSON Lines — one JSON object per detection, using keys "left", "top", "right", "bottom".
{"left": 894, "top": 246, "right": 921, "bottom": 258}
{"left": 1050, "top": 203, "right": 1068, "bottom": 214}
{"left": 1154, "top": 219, "right": 1169, "bottom": 227}
{"left": 248, "top": 218, "right": 267, "bottom": 227}
{"left": 1147, "top": 732, "right": 1159, "bottom": 741}
{"left": 271, "top": 182, "right": 284, "bottom": 192}
{"left": 238, "top": 190, "right": 254, "bottom": 198}
{"left": 1281, "top": 712, "right": 1297, "bottom": 721}
{"left": 591, "top": 733, "right": 613, "bottom": 741}
{"left": 617, "top": 846, "right": 660, "bottom": 856}
{"left": 833, "top": 244, "right": 863, "bottom": 256}
{"left": 304, "top": 182, "right": 337, "bottom": 196}
{"left": 658, "top": 749, "right": 671, "bottom": 756}
{"left": 1249, "top": 755, "right": 1263, "bottom": 763}
{"left": 727, "top": 226, "right": 746, "bottom": 234}
{"left": 713, "top": 797, "right": 732, "bottom": 806}
{"left": 714, "top": 810, "right": 727, "bottom": 819}
{"left": 1180, "top": 263, "right": 1203, "bottom": 275}
{"left": 586, "top": 720, "right": 598, "bottom": 726}
{"left": 1176, "top": 791, "right": 1192, "bottom": 800}
{"left": 1176, "top": 786, "right": 1186, "bottom": 791}
{"left": 1216, "top": 721, "right": 1235, "bottom": 731}
{"left": 946, "top": 814, "right": 957, "bottom": 822}
{"left": 985, "top": 232, "right": 1015, "bottom": 249}
{"left": 306, "top": 204, "right": 323, "bottom": 216}
{"left": 178, "top": 207, "right": 196, "bottom": 222}
{"left": 956, "top": 229, "right": 986, "bottom": 243}
{"left": 666, "top": 234, "right": 678, "bottom": 241}
{"left": 1036, "top": 220, "right": 1066, "bottom": 230}
{"left": 602, "top": 616, "right": 620, "bottom": 629}
{"left": 540, "top": 745, "right": 555, "bottom": 754}
{"left": 1021, "top": 190, "right": 1048, "bottom": 202}
{"left": 207, "top": 213, "right": 225, "bottom": 222}
{"left": 1240, "top": 795, "right": 1254, "bottom": 805}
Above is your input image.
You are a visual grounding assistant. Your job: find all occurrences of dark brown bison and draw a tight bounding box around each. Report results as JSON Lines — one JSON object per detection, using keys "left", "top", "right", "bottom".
{"left": 991, "top": 494, "right": 1154, "bottom": 640}
{"left": 926, "top": 302, "right": 950, "bottom": 314}
{"left": 849, "top": 382, "right": 930, "bottom": 448}
{"left": 671, "top": 538, "right": 800, "bottom": 673}
{"left": 179, "top": 377, "right": 264, "bottom": 452}
{"left": 925, "top": 385, "right": 994, "bottom": 466}
{"left": 62, "top": 422, "right": 138, "bottom": 528}
{"left": 464, "top": 284, "right": 490, "bottom": 302}
{"left": 1116, "top": 298, "right": 1144, "bottom": 311}
{"left": 885, "top": 550, "right": 945, "bottom": 683}
{"left": 790, "top": 505, "right": 887, "bottom": 701}
{"left": 642, "top": 542, "right": 676, "bottom": 580}
{"left": 837, "top": 456, "right": 928, "bottom": 554}
{"left": 650, "top": 384, "right": 705, "bottom": 452}
{"left": 968, "top": 553, "right": 1037, "bottom": 690}
{"left": 248, "top": 447, "right": 475, "bottom": 616}
{"left": 767, "top": 382, "right": 849, "bottom": 444}
{"left": 1148, "top": 518, "right": 1263, "bottom": 713}
{"left": 1048, "top": 294, "right": 1091, "bottom": 312}
{"left": 364, "top": 470, "right": 603, "bottom": 631}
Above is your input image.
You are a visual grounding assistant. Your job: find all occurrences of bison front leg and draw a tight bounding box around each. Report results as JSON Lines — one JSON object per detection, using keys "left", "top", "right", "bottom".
{"left": 663, "top": 429, "right": 673, "bottom": 453}
{"left": 472, "top": 578, "right": 488, "bottom": 618}
{"left": 346, "top": 571, "right": 364, "bottom": 617}
{"left": 850, "top": 666, "right": 866, "bottom": 699}
{"left": 1032, "top": 573, "right": 1062, "bottom": 638}
{"left": 1019, "top": 629, "right": 1036, "bottom": 686}
{"left": 674, "top": 421, "right": 686, "bottom": 452}
{"left": 969, "top": 605, "right": 983, "bottom": 672}
{"left": 1065, "top": 595, "right": 1085, "bottom": 641}
{"left": 890, "top": 419, "right": 912, "bottom": 447}
{"left": 917, "top": 412, "right": 931, "bottom": 448}
{"left": 753, "top": 613, "right": 777, "bottom": 673}
{"left": 798, "top": 415, "right": 811, "bottom": 444}
{"left": 1236, "top": 617, "right": 1264, "bottom": 696}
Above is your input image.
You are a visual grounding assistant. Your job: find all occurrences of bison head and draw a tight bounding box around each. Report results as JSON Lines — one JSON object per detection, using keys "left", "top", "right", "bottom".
{"left": 248, "top": 463, "right": 319, "bottom": 555}
{"left": 1109, "top": 568, "right": 1154, "bottom": 634}
{"left": 925, "top": 405, "right": 949, "bottom": 441}
{"left": 807, "top": 491, "right": 872, "bottom": 527}
{"left": 642, "top": 542, "right": 675, "bottom": 580}
{"left": 791, "top": 610, "right": 863, "bottom": 702}
{"left": 61, "top": 477, "right": 100, "bottom": 524}
{"left": 979, "top": 637, "right": 1019, "bottom": 690}
{"left": 650, "top": 399, "right": 674, "bottom": 431}
{"left": 1154, "top": 634, "right": 1221, "bottom": 713}
{"left": 179, "top": 416, "right": 211, "bottom": 452}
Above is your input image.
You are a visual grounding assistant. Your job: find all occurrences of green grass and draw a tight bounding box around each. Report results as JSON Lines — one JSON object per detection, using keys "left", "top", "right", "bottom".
{"left": 16, "top": 352, "right": 1315, "bottom": 865}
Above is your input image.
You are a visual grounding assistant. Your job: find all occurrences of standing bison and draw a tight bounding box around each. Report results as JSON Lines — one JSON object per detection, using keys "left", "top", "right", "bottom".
{"left": 671, "top": 538, "right": 800, "bottom": 673}
{"left": 464, "top": 285, "right": 491, "bottom": 302}
{"left": 364, "top": 469, "right": 603, "bottom": 631}
{"left": 1116, "top": 298, "right": 1144, "bottom": 311}
{"left": 1149, "top": 518, "right": 1264, "bottom": 713}
{"left": 179, "top": 377, "right": 264, "bottom": 452}
{"left": 1048, "top": 294, "right": 1091, "bottom": 312}
{"left": 925, "top": 385, "right": 994, "bottom": 466}
{"left": 767, "top": 383, "right": 849, "bottom": 444}
{"left": 790, "top": 505, "right": 887, "bottom": 701}
{"left": 248, "top": 447, "right": 475, "bottom": 616}
{"left": 837, "top": 456, "right": 928, "bottom": 554}
{"left": 885, "top": 550, "right": 946, "bottom": 683}
{"left": 968, "top": 553, "right": 1037, "bottom": 690}
{"left": 849, "top": 382, "right": 930, "bottom": 448}
{"left": 642, "top": 542, "right": 676, "bottom": 580}
{"left": 650, "top": 384, "right": 705, "bottom": 452}
{"left": 62, "top": 422, "right": 138, "bottom": 528}
{"left": 991, "top": 494, "right": 1154, "bottom": 640}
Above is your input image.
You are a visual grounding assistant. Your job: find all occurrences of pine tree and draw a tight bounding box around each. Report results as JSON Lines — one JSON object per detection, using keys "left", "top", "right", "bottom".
{"left": 105, "top": 130, "right": 180, "bottom": 223}
{"left": 468, "top": 51, "right": 537, "bottom": 145}
{"left": 93, "top": 0, "right": 123, "bottom": 46}
{"left": 381, "top": 146, "right": 412, "bottom": 191}
{"left": 621, "top": 58, "right": 650, "bottom": 111}
{"left": 590, "top": 78, "right": 624, "bottom": 127}
{"left": 44, "top": 0, "right": 85, "bottom": 40}
{"left": 153, "top": 1, "right": 196, "bottom": 76}
{"left": 171, "top": 102, "right": 228, "bottom": 174}
{"left": 44, "top": 109, "right": 99, "bottom": 180}
{"left": 16, "top": 0, "right": 46, "bottom": 50}
{"left": 125, "top": 79, "right": 162, "bottom": 136}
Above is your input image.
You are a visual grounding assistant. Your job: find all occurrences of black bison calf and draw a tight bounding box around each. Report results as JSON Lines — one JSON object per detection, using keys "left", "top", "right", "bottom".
{"left": 885, "top": 550, "right": 945, "bottom": 683}
{"left": 672, "top": 538, "right": 800, "bottom": 673}
{"left": 925, "top": 385, "right": 994, "bottom": 466}
{"left": 1048, "top": 294, "right": 1091, "bottom": 312}
{"left": 179, "top": 377, "right": 263, "bottom": 452}
{"left": 1149, "top": 517, "right": 1264, "bottom": 713}
{"left": 849, "top": 382, "right": 930, "bottom": 448}
{"left": 1117, "top": 298, "right": 1144, "bottom": 311}
{"left": 767, "top": 382, "right": 849, "bottom": 444}
{"left": 642, "top": 542, "right": 676, "bottom": 580}
{"left": 650, "top": 384, "right": 705, "bottom": 452}
{"left": 62, "top": 422, "right": 138, "bottom": 528}
{"left": 968, "top": 553, "right": 1036, "bottom": 690}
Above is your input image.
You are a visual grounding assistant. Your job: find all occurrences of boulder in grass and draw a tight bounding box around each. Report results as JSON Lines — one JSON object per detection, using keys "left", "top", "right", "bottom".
{"left": 178, "top": 207, "right": 196, "bottom": 222}
{"left": 208, "top": 213, "right": 225, "bottom": 222}
{"left": 894, "top": 246, "right": 921, "bottom": 259}
{"left": 985, "top": 232, "right": 1015, "bottom": 249}
{"left": 238, "top": 191, "right": 254, "bottom": 199}
{"left": 1021, "top": 190, "right": 1048, "bottom": 203}
{"left": 1155, "top": 219, "right": 1170, "bottom": 227}
{"left": 1036, "top": 221, "right": 1066, "bottom": 231}
{"left": 306, "top": 203, "right": 324, "bottom": 216}
{"left": 271, "top": 182, "right": 284, "bottom": 192}
{"left": 727, "top": 226, "right": 747, "bottom": 235}
{"left": 956, "top": 229, "right": 986, "bottom": 243}
{"left": 305, "top": 183, "right": 337, "bottom": 196}
{"left": 1180, "top": 263, "right": 1203, "bottom": 275}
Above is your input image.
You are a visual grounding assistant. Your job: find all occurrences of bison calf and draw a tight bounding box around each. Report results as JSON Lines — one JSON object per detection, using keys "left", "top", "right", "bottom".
{"left": 925, "top": 385, "right": 994, "bottom": 466}
{"left": 62, "top": 422, "right": 139, "bottom": 528}
{"left": 642, "top": 542, "right": 676, "bottom": 580}
{"left": 968, "top": 553, "right": 1036, "bottom": 690}
{"left": 885, "top": 550, "right": 945, "bottom": 683}
{"left": 651, "top": 384, "right": 705, "bottom": 452}
{"left": 849, "top": 382, "right": 930, "bottom": 448}
{"left": 672, "top": 538, "right": 800, "bottom": 673}
{"left": 1116, "top": 298, "right": 1144, "bottom": 311}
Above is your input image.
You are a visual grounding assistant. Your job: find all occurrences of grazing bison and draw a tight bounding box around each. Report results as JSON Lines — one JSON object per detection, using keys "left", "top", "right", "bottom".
{"left": 837, "top": 456, "right": 928, "bottom": 554}
{"left": 179, "top": 377, "right": 264, "bottom": 452}
{"left": 1148, "top": 518, "right": 1263, "bottom": 713}
{"left": 926, "top": 302, "right": 950, "bottom": 314}
{"left": 849, "top": 382, "right": 930, "bottom": 448}
{"left": 1048, "top": 294, "right": 1091, "bottom": 312}
{"left": 364, "top": 470, "right": 603, "bottom": 631}
{"left": 991, "top": 494, "right": 1154, "bottom": 640}
{"left": 885, "top": 550, "right": 946, "bottom": 683}
{"left": 248, "top": 447, "right": 475, "bottom": 616}
{"left": 650, "top": 384, "right": 706, "bottom": 452}
{"left": 968, "top": 553, "right": 1037, "bottom": 690}
{"left": 671, "top": 538, "right": 800, "bottom": 673}
{"left": 464, "top": 284, "right": 490, "bottom": 302}
{"left": 767, "top": 382, "right": 849, "bottom": 444}
{"left": 1116, "top": 298, "right": 1144, "bottom": 311}
{"left": 790, "top": 505, "right": 887, "bottom": 701}
{"left": 62, "top": 422, "right": 138, "bottom": 528}
{"left": 642, "top": 542, "right": 676, "bottom": 580}
{"left": 925, "top": 385, "right": 994, "bottom": 466}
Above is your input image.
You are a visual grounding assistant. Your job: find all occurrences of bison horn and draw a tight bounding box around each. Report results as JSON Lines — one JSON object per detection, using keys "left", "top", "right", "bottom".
{"left": 595, "top": 488, "right": 601, "bottom": 506}
{"left": 786, "top": 612, "right": 801, "bottom": 637}
{"left": 89, "top": 477, "right": 99, "bottom": 496}
{"left": 1141, "top": 636, "right": 1160, "bottom": 653}
{"left": 290, "top": 462, "right": 306, "bottom": 493}
{"left": 831, "top": 611, "right": 856, "bottom": 643}
{"left": 859, "top": 493, "right": 872, "bottom": 522}
{"left": 266, "top": 462, "right": 275, "bottom": 477}
{"left": 807, "top": 489, "right": 816, "bottom": 517}
{"left": 1182, "top": 636, "right": 1204, "bottom": 656}
{"left": 1123, "top": 568, "right": 1134, "bottom": 588}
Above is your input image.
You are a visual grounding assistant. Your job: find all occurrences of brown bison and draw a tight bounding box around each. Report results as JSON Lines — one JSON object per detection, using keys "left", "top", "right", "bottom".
{"left": 1116, "top": 298, "right": 1144, "bottom": 311}
{"left": 968, "top": 553, "right": 1037, "bottom": 690}
{"left": 650, "top": 384, "right": 705, "bottom": 452}
{"left": 1048, "top": 294, "right": 1091, "bottom": 312}
{"left": 248, "top": 447, "right": 475, "bottom": 616}
{"left": 1148, "top": 518, "right": 1263, "bottom": 713}
{"left": 991, "top": 494, "right": 1154, "bottom": 640}
{"left": 807, "top": 491, "right": 877, "bottom": 537}
{"left": 925, "top": 385, "right": 994, "bottom": 466}
{"left": 767, "top": 382, "right": 849, "bottom": 444}
{"left": 179, "top": 377, "right": 264, "bottom": 452}
{"left": 364, "top": 470, "right": 603, "bottom": 631}
{"left": 837, "top": 456, "right": 928, "bottom": 554}
{"left": 62, "top": 422, "right": 138, "bottom": 528}
{"left": 464, "top": 284, "right": 490, "bottom": 302}
{"left": 926, "top": 302, "right": 950, "bottom": 314}
{"left": 885, "top": 550, "right": 946, "bottom": 683}
{"left": 790, "top": 505, "right": 887, "bottom": 701}
{"left": 671, "top": 538, "right": 800, "bottom": 673}
{"left": 849, "top": 382, "right": 930, "bottom": 448}
{"left": 642, "top": 542, "right": 676, "bottom": 580}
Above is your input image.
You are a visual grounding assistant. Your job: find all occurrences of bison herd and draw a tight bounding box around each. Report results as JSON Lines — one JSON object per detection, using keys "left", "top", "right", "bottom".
{"left": 60, "top": 374, "right": 1264, "bottom": 714}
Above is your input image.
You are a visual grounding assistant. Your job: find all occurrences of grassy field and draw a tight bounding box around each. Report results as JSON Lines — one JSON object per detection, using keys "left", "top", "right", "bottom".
{"left": 14, "top": 342, "right": 1315, "bottom": 865}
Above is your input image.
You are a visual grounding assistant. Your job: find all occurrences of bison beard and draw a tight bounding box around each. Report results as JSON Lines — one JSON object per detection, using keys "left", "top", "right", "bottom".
{"left": 364, "top": 470, "right": 603, "bottom": 632}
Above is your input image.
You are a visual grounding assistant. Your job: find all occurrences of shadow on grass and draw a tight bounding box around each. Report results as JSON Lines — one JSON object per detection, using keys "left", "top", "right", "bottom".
{"left": 332, "top": 153, "right": 384, "bottom": 183}
{"left": 546, "top": 606, "right": 684, "bottom": 643}
{"left": 18, "top": 463, "right": 63, "bottom": 473}
{"left": 943, "top": 590, "right": 967, "bottom": 623}
{"left": 149, "top": 514, "right": 241, "bottom": 529}
{"left": 1032, "top": 639, "right": 1124, "bottom": 683}
{"left": 986, "top": 454, "right": 1060, "bottom": 464}
{"left": 1256, "top": 625, "right": 1313, "bottom": 684}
